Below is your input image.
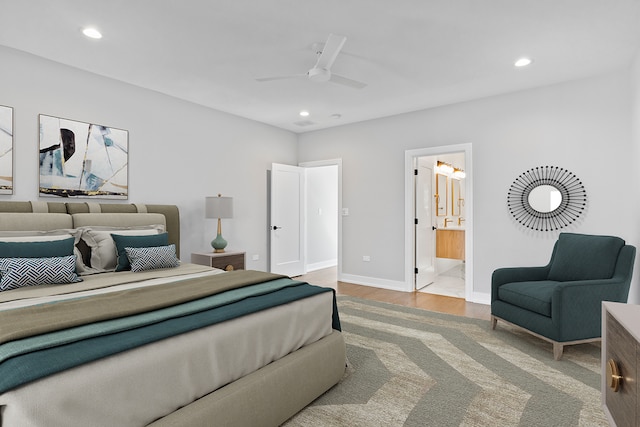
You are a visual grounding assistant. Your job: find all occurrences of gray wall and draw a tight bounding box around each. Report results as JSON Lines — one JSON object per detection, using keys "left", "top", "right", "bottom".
{"left": 631, "top": 50, "right": 640, "bottom": 304}
{"left": 0, "top": 46, "right": 298, "bottom": 268}
{"left": 298, "top": 69, "right": 639, "bottom": 303}
{"left": 3, "top": 43, "right": 638, "bottom": 304}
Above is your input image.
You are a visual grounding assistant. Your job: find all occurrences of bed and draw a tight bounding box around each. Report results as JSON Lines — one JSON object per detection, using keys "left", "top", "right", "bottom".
{"left": 0, "top": 201, "right": 346, "bottom": 427}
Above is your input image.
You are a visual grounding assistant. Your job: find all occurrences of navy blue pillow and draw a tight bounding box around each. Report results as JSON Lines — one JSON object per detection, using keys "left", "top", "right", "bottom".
{"left": 112, "top": 232, "right": 169, "bottom": 272}
{"left": 0, "top": 237, "right": 75, "bottom": 258}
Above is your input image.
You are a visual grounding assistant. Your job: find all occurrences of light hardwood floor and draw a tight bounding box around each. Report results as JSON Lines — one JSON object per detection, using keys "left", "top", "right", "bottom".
{"left": 296, "top": 267, "right": 491, "bottom": 321}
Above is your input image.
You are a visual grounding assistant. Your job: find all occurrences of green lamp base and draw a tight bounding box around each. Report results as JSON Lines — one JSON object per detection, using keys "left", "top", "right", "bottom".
{"left": 211, "top": 233, "right": 227, "bottom": 253}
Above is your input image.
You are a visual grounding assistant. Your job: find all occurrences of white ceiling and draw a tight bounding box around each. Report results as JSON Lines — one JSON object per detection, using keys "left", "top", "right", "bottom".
{"left": 2, "top": 0, "right": 640, "bottom": 133}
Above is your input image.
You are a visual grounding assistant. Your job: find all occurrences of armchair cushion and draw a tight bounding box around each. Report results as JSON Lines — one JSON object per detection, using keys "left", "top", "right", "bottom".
{"left": 548, "top": 233, "right": 624, "bottom": 281}
{"left": 498, "top": 280, "right": 558, "bottom": 317}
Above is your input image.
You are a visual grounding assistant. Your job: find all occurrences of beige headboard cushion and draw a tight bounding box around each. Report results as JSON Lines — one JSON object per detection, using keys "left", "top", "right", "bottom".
{"left": 0, "top": 202, "right": 181, "bottom": 257}
{"left": 0, "top": 201, "right": 67, "bottom": 214}
{"left": 72, "top": 213, "right": 166, "bottom": 229}
{"left": 66, "top": 204, "right": 181, "bottom": 256}
{"left": 0, "top": 213, "right": 73, "bottom": 231}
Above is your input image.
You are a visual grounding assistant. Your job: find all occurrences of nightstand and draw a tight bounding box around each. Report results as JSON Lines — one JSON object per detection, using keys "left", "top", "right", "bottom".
{"left": 191, "top": 251, "right": 246, "bottom": 271}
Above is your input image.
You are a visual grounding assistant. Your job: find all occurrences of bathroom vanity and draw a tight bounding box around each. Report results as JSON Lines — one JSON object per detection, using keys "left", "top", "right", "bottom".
{"left": 436, "top": 229, "right": 465, "bottom": 260}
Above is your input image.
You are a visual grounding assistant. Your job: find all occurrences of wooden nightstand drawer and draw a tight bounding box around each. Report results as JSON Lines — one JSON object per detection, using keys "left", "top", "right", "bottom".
{"left": 209, "top": 254, "right": 245, "bottom": 271}
{"left": 191, "top": 251, "right": 246, "bottom": 271}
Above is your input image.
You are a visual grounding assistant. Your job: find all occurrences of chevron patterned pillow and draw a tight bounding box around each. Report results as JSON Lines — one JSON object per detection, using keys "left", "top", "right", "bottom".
{"left": 0, "top": 255, "right": 82, "bottom": 291}
{"left": 125, "top": 244, "right": 180, "bottom": 272}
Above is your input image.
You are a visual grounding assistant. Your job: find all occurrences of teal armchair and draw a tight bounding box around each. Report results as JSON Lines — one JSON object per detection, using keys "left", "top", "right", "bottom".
{"left": 491, "top": 233, "right": 635, "bottom": 360}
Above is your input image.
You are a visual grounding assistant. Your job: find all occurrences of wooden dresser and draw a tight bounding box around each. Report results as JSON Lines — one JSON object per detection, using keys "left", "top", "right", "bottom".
{"left": 602, "top": 301, "right": 640, "bottom": 426}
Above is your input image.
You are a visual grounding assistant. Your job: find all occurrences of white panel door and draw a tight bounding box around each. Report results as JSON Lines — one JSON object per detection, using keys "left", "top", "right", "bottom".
{"left": 270, "top": 163, "right": 305, "bottom": 276}
{"left": 415, "top": 162, "right": 436, "bottom": 289}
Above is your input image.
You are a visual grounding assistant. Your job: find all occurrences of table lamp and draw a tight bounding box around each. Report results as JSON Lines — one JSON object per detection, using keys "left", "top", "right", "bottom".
{"left": 205, "top": 194, "right": 233, "bottom": 253}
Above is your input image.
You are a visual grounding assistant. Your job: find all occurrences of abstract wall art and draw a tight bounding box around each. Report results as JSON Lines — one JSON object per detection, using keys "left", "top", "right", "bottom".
{"left": 39, "top": 114, "right": 128, "bottom": 199}
{"left": 0, "top": 105, "right": 13, "bottom": 195}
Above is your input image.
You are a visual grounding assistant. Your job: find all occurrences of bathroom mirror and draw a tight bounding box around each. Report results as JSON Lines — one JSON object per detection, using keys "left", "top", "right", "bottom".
{"left": 507, "top": 166, "right": 587, "bottom": 231}
{"left": 435, "top": 173, "right": 447, "bottom": 216}
{"left": 451, "top": 179, "right": 461, "bottom": 216}
{"left": 527, "top": 184, "right": 562, "bottom": 213}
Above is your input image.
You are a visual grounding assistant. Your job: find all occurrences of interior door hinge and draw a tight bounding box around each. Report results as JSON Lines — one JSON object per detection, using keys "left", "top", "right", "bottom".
{"left": 415, "top": 267, "right": 419, "bottom": 274}
{"left": 414, "top": 169, "right": 418, "bottom": 175}
{"left": 414, "top": 218, "right": 418, "bottom": 225}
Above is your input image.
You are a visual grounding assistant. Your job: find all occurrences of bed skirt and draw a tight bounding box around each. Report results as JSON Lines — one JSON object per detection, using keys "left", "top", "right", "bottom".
{"left": 148, "top": 330, "right": 346, "bottom": 427}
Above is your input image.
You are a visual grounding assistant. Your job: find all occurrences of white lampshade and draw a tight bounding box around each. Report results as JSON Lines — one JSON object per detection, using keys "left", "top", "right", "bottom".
{"left": 205, "top": 195, "right": 233, "bottom": 219}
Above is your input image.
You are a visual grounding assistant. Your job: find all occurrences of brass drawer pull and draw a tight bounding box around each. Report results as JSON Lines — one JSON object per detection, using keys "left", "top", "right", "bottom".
{"left": 607, "top": 359, "right": 623, "bottom": 392}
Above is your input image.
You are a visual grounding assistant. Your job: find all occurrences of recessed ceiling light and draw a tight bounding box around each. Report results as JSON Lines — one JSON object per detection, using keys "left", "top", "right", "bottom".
{"left": 82, "top": 27, "right": 103, "bottom": 39}
{"left": 299, "top": 110, "right": 310, "bottom": 117}
{"left": 514, "top": 57, "right": 533, "bottom": 67}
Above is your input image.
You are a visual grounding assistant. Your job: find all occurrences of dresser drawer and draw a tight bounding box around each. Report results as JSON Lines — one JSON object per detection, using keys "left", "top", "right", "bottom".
{"left": 605, "top": 313, "right": 638, "bottom": 426}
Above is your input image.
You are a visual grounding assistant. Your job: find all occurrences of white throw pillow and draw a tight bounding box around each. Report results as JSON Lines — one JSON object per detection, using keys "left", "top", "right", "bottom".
{"left": 80, "top": 225, "right": 164, "bottom": 272}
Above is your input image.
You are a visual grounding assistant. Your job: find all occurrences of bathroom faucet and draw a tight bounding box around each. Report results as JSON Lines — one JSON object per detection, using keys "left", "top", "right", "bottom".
{"left": 458, "top": 217, "right": 465, "bottom": 226}
{"left": 444, "top": 218, "right": 453, "bottom": 228}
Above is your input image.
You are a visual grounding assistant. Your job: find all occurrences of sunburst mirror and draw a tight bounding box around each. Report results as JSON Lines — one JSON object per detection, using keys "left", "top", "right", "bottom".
{"left": 507, "top": 166, "right": 587, "bottom": 231}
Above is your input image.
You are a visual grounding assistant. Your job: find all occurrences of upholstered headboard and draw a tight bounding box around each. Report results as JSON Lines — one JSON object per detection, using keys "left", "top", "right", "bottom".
{"left": 0, "top": 201, "right": 181, "bottom": 257}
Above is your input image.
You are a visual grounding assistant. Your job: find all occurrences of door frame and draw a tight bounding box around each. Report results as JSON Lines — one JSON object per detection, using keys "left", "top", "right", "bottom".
{"left": 404, "top": 143, "right": 473, "bottom": 300}
{"left": 299, "top": 158, "right": 343, "bottom": 281}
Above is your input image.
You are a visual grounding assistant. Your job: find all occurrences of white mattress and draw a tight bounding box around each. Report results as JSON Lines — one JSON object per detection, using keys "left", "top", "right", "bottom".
{"left": 0, "top": 268, "right": 334, "bottom": 427}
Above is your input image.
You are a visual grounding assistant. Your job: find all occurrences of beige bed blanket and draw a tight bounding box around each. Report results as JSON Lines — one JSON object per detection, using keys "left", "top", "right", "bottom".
{"left": 0, "top": 269, "right": 285, "bottom": 343}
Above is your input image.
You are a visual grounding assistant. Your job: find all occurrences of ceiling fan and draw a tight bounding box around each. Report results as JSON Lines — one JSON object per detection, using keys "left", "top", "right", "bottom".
{"left": 256, "top": 33, "right": 367, "bottom": 89}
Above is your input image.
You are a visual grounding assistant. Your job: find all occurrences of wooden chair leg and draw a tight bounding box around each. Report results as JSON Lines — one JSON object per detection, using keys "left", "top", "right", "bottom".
{"left": 553, "top": 342, "right": 564, "bottom": 360}
{"left": 491, "top": 316, "right": 497, "bottom": 330}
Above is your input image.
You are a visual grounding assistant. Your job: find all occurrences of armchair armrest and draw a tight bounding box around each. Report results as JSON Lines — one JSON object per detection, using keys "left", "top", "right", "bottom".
{"left": 552, "top": 278, "right": 629, "bottom": 340}
{"left": 491, "top": 265, "right": 550, "bottom": 302}
{"left": 551, "top": 245, "right": 635, "bottom": 340}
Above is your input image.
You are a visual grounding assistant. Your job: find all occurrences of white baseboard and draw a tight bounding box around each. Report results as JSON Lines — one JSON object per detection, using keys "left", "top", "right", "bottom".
{"left": 339, "top": 273, "right": 410, "bottom": 292}
{"left": 306, "top": 259, "right": 337, "bottom": 272}
{"left": 338, "top": 271, "right": 491, "bottom": 303}
{"left": 469, "top": 292, "right": 491, "bottom": 305}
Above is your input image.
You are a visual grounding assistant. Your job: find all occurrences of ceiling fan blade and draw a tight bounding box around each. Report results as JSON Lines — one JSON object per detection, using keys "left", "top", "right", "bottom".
{"left": 314, "top": 33, "right": 346, "bottom": 70}
{"left": 255, "top": 74, "right": 304, "bottom": 82}
{"left": 329, "top": 73, "right": 367, "bottom": 89}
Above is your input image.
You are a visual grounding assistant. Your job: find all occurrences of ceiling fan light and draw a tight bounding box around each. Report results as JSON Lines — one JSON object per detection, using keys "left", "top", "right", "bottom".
{"left": 514, "top": 57, "right": 532, "bottom": 67}
{"left": 82, "top": 27, "right": 102, "bottom": 39}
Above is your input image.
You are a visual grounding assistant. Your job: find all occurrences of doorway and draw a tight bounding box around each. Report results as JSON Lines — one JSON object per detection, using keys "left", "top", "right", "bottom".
{"left": 300, "top": 159, "right": 341, "bottom": 282}
{"left": 270, "top": 160, "right": 342, "bottom": 280}
{"left": 404, "top": 144, "right": 473, "bottom": 299}
{"left": 416, "top": 153, "right": 466, "bottom": 298}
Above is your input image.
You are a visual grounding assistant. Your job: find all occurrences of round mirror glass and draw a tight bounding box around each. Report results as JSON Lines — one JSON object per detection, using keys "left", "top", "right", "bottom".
{"left": 528, "top": 185, "right": 562, "bottom": 213}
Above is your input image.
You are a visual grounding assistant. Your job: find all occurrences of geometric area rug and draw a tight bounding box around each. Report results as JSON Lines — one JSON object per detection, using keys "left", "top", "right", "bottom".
{"left": 283, "top": 296, "right": 607, "bottom": 427}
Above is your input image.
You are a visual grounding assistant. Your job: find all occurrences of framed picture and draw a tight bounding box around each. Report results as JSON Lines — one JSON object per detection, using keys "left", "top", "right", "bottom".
{"left": 39, "top": 114, "right": 128, "bottom": 199}
{"left": 0, "top": 105, "right": 13, "bottom": 195}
